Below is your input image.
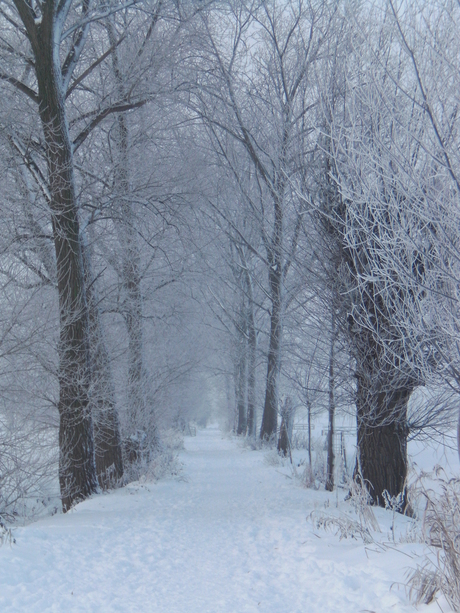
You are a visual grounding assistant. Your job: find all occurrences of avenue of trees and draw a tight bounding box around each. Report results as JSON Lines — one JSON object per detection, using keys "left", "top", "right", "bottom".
{"left": 0, "top": 0, "right": 459, "bottom": 514}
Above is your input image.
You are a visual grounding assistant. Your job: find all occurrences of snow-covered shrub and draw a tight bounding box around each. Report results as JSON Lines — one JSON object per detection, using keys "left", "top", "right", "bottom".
{"left": 292, "top": 437, "right": 328, "bottom": 488}
{"left": 0, "top": 417, "right": 59, "bottom": 522}
{"left": 406, "top": 564, "right": 439, "bottom": 606}
{"left": 383, "top": 490, "right": 404, "bottom": 542}
{"left": 407, "top": 475, "right": 460, "bottom": 609}
{"left": 123, "top": 429, "right": 184, "bottom": 484}
{"left": 302, "top": 463, "right": 316, "bottom": 488}
{"left": 312, "top": 437, "right": 326, "bottom": 483}
{"left": 143, "top": 448, "right": 183, "bottom": 482}
{"left": 263, "top": 449, "right": 285, "bottom": 466}
{"left": 160, "top": 429, "right": 185, "bottom": 451}
{"left": 398, "top": 519, "right": 421, "bottom": 544}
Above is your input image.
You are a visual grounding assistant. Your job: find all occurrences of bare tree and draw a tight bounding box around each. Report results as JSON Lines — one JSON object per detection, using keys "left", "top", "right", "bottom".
{"left": 1, "top": 0, "right": 101, "bottom": 510}
{"left": 0, "top": 0, "right": 164, "bottom": 509}
{"left": 192, "top": 0, "right": 335, "bottom": 441}
{"left": 320, "top": 1, "right": 460, "bottom": 504}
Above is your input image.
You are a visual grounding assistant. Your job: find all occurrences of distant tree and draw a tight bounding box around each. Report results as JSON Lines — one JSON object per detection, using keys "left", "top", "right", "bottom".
{"left": 192, "top": 0, "right": 336, "bottom": 441}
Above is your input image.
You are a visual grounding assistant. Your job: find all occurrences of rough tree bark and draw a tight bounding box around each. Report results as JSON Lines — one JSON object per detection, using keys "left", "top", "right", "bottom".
{"left": 355, "top": 371, "right": 412, "bottom": 504}
{"left": 41, "top": 59, "right": 97, "bottom": 512}
{"left": 345, "top": 277, "right": 417, "bottom": 507}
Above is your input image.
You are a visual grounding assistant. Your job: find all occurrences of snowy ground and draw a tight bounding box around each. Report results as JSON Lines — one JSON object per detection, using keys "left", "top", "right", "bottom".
{"left": 0, "top": 426, "right": 450, "bottom": 612}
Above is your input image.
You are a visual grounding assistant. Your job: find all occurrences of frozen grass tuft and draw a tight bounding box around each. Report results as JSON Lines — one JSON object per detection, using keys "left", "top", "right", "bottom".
{"left": 310, "top": 477, "right": 381, "bottom": 544}
{"left": 310, "top": 510, "right": 377, "bottom": 544}
{"left": 406, "top": 563, "right": 439, "bottom": 606}
{"left": 406, "top": 473, "right": 460, "bottom": 609}
{"left": 348, "top": 477, "right": 382, "bottom": 533}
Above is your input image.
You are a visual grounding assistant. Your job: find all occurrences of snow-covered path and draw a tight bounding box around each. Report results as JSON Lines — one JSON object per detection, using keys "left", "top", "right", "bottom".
{"left": 0, "top": 427, "right": 433, "bottom": 612}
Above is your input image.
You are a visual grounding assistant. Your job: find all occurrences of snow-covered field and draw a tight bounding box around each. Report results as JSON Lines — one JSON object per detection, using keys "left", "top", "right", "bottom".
{"left": 0, "top": 426, "right": 450, "bottom": 612}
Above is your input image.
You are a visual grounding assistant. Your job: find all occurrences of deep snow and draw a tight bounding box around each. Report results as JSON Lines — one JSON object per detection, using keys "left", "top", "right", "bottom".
{"left": 0, "top": 426, "right": 447, "bottom": 612}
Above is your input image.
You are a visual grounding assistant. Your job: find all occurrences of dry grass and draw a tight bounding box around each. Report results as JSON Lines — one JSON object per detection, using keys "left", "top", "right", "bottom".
{"left": 310, "top": 476, "right": 381, "bottom": 544}
{"left": 407, "top": 473, "right": 460, "bottom": 610}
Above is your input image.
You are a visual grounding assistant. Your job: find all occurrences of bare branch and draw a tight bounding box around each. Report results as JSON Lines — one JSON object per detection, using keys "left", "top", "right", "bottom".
{"left": 72, "top": 98, "right": 149, "bottom": 151}
{"left": 0, "top": 72, "right": 38, "bottom": 102}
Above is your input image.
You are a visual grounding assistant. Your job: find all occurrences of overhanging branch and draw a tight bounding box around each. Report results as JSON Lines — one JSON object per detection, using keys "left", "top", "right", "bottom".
{"left": 72, "top": 98, "right": 149, "bottom": 151}
{"left": 0, "top": 72, "right": 38, "bottom": 103}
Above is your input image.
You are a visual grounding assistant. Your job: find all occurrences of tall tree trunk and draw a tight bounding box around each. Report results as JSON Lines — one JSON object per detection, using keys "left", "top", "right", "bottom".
{"left": 115, "top": 116, "right": 159, "bottom": 453}
{"left": 246, "top": 303, "right": 257, "bottom": 438}
{"left": 326, "top": 311, "right": 335, "bottom": 492}
{"left": 260, "top": 178, "right": 285, "bottom": 442}
{"left": 260, "top": 263, "right": 282, "bottom": 440}
{"left": 278, "top": 396, "right": 294, "bottom": 457}
{"left": 32, "top": 28, "right": 97, "bottom": 511}
{"left": 109, "top": 26, "right": 158, "bottom": 457}
{"left": 243, "top": 267, "right": 257, "bottom": 438}
{"left": 355, "top": 373, "right": 411, "bottom": 506}
{"left": 225, "top": 373, "right": 233, "bottom": 431}
{"left": 236, "top": 316, "right": 248, "bottom": 436}
{"left": 347, "top": 284, "right": 415, "bottom": 508}
{"left": 458, "top": 406, "right": 460, "bottom": 463}
{"left": 81, "top": 235, "right": 123, "bottom": 489}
